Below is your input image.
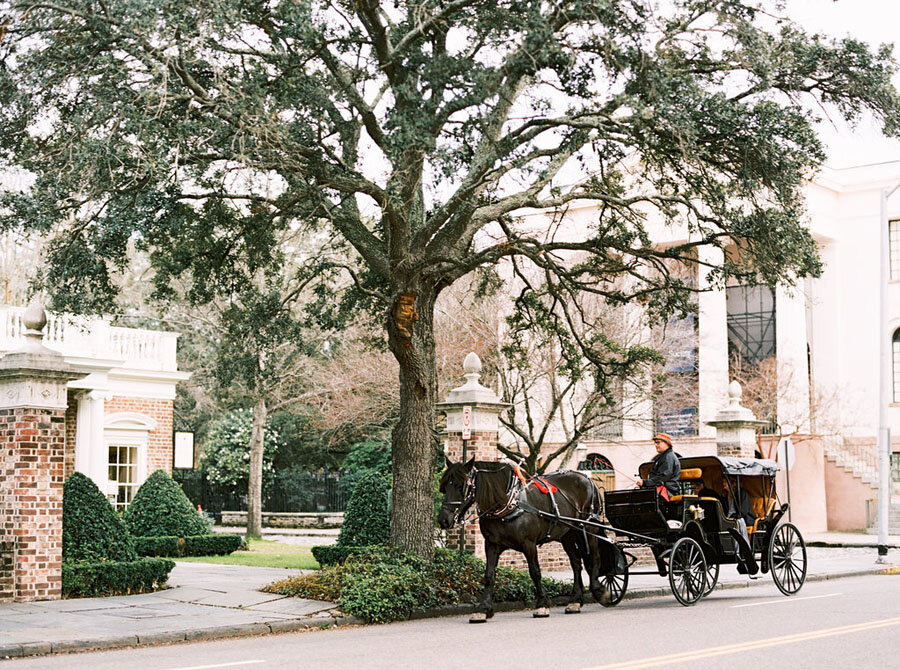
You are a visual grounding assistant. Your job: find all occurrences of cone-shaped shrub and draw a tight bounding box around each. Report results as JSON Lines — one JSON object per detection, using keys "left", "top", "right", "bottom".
{"left": 63, "top": 472, "right": 137, "bottom": 563}
{"left": 123, "top": 469, "right": 209, "bottom": 537}
{"left": 337, "top": 471, "right": 390, "bottom": 548}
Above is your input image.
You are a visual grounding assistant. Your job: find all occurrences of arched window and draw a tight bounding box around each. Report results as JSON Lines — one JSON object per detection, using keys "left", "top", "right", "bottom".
{"left": 578, "top": 452, "right": 616, "bottom": 494}
{"left": 578, "top": 453, "right": 613, "bottom": 472}
{"left": 893, "top": 329, "right": 900, "bottom": 402}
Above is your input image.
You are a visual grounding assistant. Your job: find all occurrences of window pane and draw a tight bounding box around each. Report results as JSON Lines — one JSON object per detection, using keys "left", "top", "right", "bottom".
{"left": 893, "top": 330, "right": 900, "bottom": 402}
{"left": 891, "top": 220, "right": 900, "bottom": 281}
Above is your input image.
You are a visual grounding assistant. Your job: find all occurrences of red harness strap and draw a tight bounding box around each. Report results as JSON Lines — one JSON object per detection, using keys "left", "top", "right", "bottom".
{"left": 530, "top": 477, "right": 558, "bottom": 494}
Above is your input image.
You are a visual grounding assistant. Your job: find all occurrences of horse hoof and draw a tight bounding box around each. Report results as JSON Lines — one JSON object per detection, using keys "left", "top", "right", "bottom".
{"left": 469, "top": 612, "right": 488, "bottom": 623}
{"left": 533, "top": 607, "right": 550, "bottom": 618}
{"left": 595, "top": 589, "right": 612, "bottom": 606}
{"left": 564, "top": 603, "right": 582, "bottom": 614}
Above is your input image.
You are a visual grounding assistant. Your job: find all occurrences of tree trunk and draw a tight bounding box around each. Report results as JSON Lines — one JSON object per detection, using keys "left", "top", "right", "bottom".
{"left": 388, "top": 284, "right": 438, "bottom": 560}
{"left": 247, "top": 395, "right": 267, "bottom": 539}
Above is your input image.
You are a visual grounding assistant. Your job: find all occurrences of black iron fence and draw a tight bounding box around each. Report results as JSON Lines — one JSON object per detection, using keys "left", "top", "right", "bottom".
{"left": 174, "top": 470, "right": 350, "bottom": 521}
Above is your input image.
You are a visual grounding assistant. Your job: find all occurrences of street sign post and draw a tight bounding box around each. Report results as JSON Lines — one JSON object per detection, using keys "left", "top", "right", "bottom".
{"left": 462, "top": 405, "right": 472, "bottom": 440}
{"left": 777, "top": 437, "right": 794, "bottom": 521}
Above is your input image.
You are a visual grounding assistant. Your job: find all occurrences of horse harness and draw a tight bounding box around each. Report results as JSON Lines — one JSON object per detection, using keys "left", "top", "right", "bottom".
{"left": 463, "top": 466, "right": 596, "bottom": 543}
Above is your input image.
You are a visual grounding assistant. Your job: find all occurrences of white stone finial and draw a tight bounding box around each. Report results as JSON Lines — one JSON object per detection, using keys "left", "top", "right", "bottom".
{"left": 727, "top": 380, "right": 742, "bottom": 408}
{"left": 22, "top": 300, "right": 48, "bottom": 352}
{"left": 463, "top": 352, "right": 482, "bottom": 375}
{"left": 23, "top": 300, "right": 47, "bottom": 335}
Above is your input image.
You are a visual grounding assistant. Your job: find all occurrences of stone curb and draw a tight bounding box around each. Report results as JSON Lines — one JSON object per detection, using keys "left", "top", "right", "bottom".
{"left": 807, "top": 540, "right": 900, "bottom": 549}
{"left": 1, "top": 567, "right": 896, "bottom": 660}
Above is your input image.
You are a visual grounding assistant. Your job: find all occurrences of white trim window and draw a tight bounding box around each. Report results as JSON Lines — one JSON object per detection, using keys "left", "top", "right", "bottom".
{"left": 104, "top": 412, "right": 156, "bottom": 509}
{"left": 891, "top": 219, "right": 900, "bottom": 281}
{"left": 108, "top": 444, "right": 139, "bottom": 509}
{"left": 893, "top": 329, "right": 900, "bottom": 402}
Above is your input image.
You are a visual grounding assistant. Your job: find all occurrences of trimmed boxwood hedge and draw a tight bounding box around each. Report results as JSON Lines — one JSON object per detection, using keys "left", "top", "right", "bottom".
{"left": 63, "top": 472, "right": 137, "bottom": 563}
{"left": 312, "top": 473, "right": 389, "bottom": 566}
{"left": 134, "top": 535, "right": 180, "bottom": 557}
{"left": 63, "top": 558, "right": 175, "bottom": 598}
{"left": 135, "top": 534, "right": 243, "bottom": 558}
{"left": 183, "top": 534, "right": 243, "bottom": 556}
{"left": 123, "top": 470, "right": 209, "bottom": 537}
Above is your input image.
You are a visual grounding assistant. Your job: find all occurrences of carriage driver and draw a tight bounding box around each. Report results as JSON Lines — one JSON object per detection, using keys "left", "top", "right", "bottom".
{"left": 635, "top": 432, "right": 681, "bottom": 498}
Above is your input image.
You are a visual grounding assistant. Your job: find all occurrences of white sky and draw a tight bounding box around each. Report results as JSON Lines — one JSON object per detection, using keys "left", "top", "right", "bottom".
{"left": 785, "top": 0, "right": 900, "bottom": 168}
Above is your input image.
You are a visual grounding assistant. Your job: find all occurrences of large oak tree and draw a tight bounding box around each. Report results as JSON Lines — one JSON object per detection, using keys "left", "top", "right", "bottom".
{"left": 1, "top": 0, "right": 898, "bottom": 558}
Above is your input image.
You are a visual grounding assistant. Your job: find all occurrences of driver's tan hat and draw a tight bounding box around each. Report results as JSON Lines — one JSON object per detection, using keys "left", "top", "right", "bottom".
{"left": 652, "top": 432, "right": 673, "bottom": 448}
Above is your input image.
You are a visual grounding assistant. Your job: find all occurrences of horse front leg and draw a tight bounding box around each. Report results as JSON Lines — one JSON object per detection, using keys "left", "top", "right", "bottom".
{"left": 562, "top": 534, "right": 585, "bottom": 614}
{"left": 471, "top": 541, "right": 501, "bottom": 623}
{"left": 522, "top": 541, "right": 550, "bottom": 618}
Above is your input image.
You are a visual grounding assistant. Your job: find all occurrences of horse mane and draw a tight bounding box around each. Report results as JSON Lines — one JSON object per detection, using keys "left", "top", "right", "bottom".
{"left": 473, "top": 461, "right": 515, "bottom": 511}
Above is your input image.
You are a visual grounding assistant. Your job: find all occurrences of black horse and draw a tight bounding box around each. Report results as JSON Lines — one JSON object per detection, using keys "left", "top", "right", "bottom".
{"left": 438, "top": 458, "right": 613, "bottom": 622}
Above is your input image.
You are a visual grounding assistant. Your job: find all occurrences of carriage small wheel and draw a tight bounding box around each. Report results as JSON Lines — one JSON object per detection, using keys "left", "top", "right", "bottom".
{"left": 769, "top": 522, "right": 807, "bottom": 596}
{"left": 668, "top": 537, "right": 708, "bottom": 606}
{"left": 702, "top": 558, "right": 719, "bottom": 597}
{"left": 600, "top": 559, "right": 629, "bottom": 607}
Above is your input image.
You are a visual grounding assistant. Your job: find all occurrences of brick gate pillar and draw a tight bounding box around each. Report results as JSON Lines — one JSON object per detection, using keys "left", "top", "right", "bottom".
{"left": 436, "top": 352, "right": 510, "bottom": 557}
{"left": 706, "top": 381, "right": 767, "bottom": 459}
{"left": 0, "top": 302, "right": 84, "bottom": 602}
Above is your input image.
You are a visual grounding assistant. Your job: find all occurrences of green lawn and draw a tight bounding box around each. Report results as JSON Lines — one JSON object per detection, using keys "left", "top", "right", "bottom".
{"left": 177, "top": 538, "right": 320, "bottom": 569}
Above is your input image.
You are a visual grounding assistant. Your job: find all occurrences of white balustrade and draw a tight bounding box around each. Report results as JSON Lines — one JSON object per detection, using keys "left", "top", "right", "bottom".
{"left": 0, "top": 305, "right": 178, "bottom": 371}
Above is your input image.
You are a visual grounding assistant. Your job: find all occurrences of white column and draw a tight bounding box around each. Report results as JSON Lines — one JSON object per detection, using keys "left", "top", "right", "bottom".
{"left": 74, "top": 389, "right": 110, "bottom": 494}
{"left": 776, "top": 284, "right": 811, "bottom": 433}
{"left": 697, "top": 247, "right": 730, "bottom": 438}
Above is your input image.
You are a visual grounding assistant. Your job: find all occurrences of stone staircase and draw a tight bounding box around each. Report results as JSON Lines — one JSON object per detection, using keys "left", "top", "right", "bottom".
{"left": 823, "top": 438, "right": 878, "bottom": 486}
{"left": 823, "top": 438, "right": 900, "bottom": 533}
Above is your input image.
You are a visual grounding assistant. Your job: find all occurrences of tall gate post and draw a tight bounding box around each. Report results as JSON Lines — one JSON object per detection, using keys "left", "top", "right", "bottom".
{"left": 0, "top": 302, "right": 83, "bottom": 602}
{"left": 436, "top": 352, "right": 510, "bottom": 556}
{"left": 706, "top": 381, "right": 767, "bottom": 459}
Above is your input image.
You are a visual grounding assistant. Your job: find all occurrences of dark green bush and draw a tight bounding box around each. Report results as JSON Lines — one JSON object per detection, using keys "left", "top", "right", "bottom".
{"left": 62, "top": 472, "right": 137, "bottom": 563}
{"left": 266, "top": 547, "right": 572, "bottom": 624}
{"left": 337, "top": 472, "right": 390, "bottom": 547}
{"left": 311, "top": 544, "right": 374, "bottom": 567}
{"left": 182, "top": 534, "right": 243, "bottom": 556}
{"left": 135, "top": 534, "right": 243, "bottom": 557}
{"left": 62, "top": 558, "right": 175, "bottom": 598}
{"left": 134, "top": 536, "right": 180, "bottom": 557}
{"left": 312, "top": 472, "right": 390, "bottom": 566}
{"left": 123, "top": 470, "right": 209, "bottom": 537}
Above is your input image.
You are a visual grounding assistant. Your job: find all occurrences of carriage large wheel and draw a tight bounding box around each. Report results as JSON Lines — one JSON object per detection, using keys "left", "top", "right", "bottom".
{"left": 769, "top": 522, "right": 807, "bottom": 596}
{"left": 600, "top": 551, "right": 629, "bottom": 607}
{"left": 702, "top": 558, "right": 719, "bottom": 597}
{"left": 668, "top": 537, "right": 708, "bottom": 606}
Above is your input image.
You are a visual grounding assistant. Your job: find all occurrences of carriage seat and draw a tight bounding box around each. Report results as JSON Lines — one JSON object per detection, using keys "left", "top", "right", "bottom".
{"left": 667, "top": 468, "right": 703, "bottom": 503}
{"left": 747, "top": 497, "right": 777, "bottom": 534}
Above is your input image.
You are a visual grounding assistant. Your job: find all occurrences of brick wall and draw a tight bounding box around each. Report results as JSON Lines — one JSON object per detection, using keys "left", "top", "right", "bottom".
{"left": 0, "top": 541, "right": 13, "bottom": 602}
{"left": 64, "top": 391, "right": 78, "bottom": 478}
{"left": 0, "top": 408, "right": 66, "bottom": 602}
{"left": 105, "top": 397, "right": 174, "bottom": 474}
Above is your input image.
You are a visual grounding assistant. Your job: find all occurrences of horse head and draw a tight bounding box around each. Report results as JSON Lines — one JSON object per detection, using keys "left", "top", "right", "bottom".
{"left": 437, "top": 456, "right": 475, "bottom": 529}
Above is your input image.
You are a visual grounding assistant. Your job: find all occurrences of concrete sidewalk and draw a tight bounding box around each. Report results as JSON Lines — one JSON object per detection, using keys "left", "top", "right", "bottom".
{"left": 1, "top": 544, "right": 899, "bottom": 660}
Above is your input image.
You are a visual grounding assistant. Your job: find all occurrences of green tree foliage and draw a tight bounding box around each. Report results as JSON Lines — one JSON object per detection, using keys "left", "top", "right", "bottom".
{"left": 123, "top": 469, "right": 210, "bottom": 537}
{"left": 338, "top": 472, "right": 391, "bottom": 548}
{"left": 62, "top": 472, "right": 137, "bottom": 563}
{"left": 200, "top": 408, "right": 286, "bottom": 493}
{"left": 3, "top": 0, "right": 899, "bottom": 558}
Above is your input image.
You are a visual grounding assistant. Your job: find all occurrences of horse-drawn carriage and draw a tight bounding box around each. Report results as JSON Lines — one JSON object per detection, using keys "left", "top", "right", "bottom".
{"left": 601, "top": 455, "right": 808, "bottom": 606}
{"left": 439, "top": 454, "right": 807, "bottom": 620}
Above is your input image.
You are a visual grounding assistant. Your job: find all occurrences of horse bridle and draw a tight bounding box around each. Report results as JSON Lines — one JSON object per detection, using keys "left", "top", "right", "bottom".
{"left": 444, "top": 468, "right": 477, "bottom": 527}
{"left": 445, "top": 464, "right": 525, "bottom": 526}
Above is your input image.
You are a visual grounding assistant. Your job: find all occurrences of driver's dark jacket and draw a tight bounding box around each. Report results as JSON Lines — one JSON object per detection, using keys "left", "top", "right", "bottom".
{"left": 642, "top": 447, "right": 681, "bottom": 496}
{"left": 727, "top": 485, "right": 756, "bottom": 526}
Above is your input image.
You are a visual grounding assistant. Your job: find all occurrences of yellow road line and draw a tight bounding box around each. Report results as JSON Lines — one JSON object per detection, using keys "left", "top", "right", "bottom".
{"left": 582, "top": 617, "right": 900, "bottom": 670}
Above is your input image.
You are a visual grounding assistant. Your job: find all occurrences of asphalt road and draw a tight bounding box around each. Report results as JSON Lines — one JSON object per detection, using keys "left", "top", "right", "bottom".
{"left": 8, "top": 573, "right": 900, "bottom": 670}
